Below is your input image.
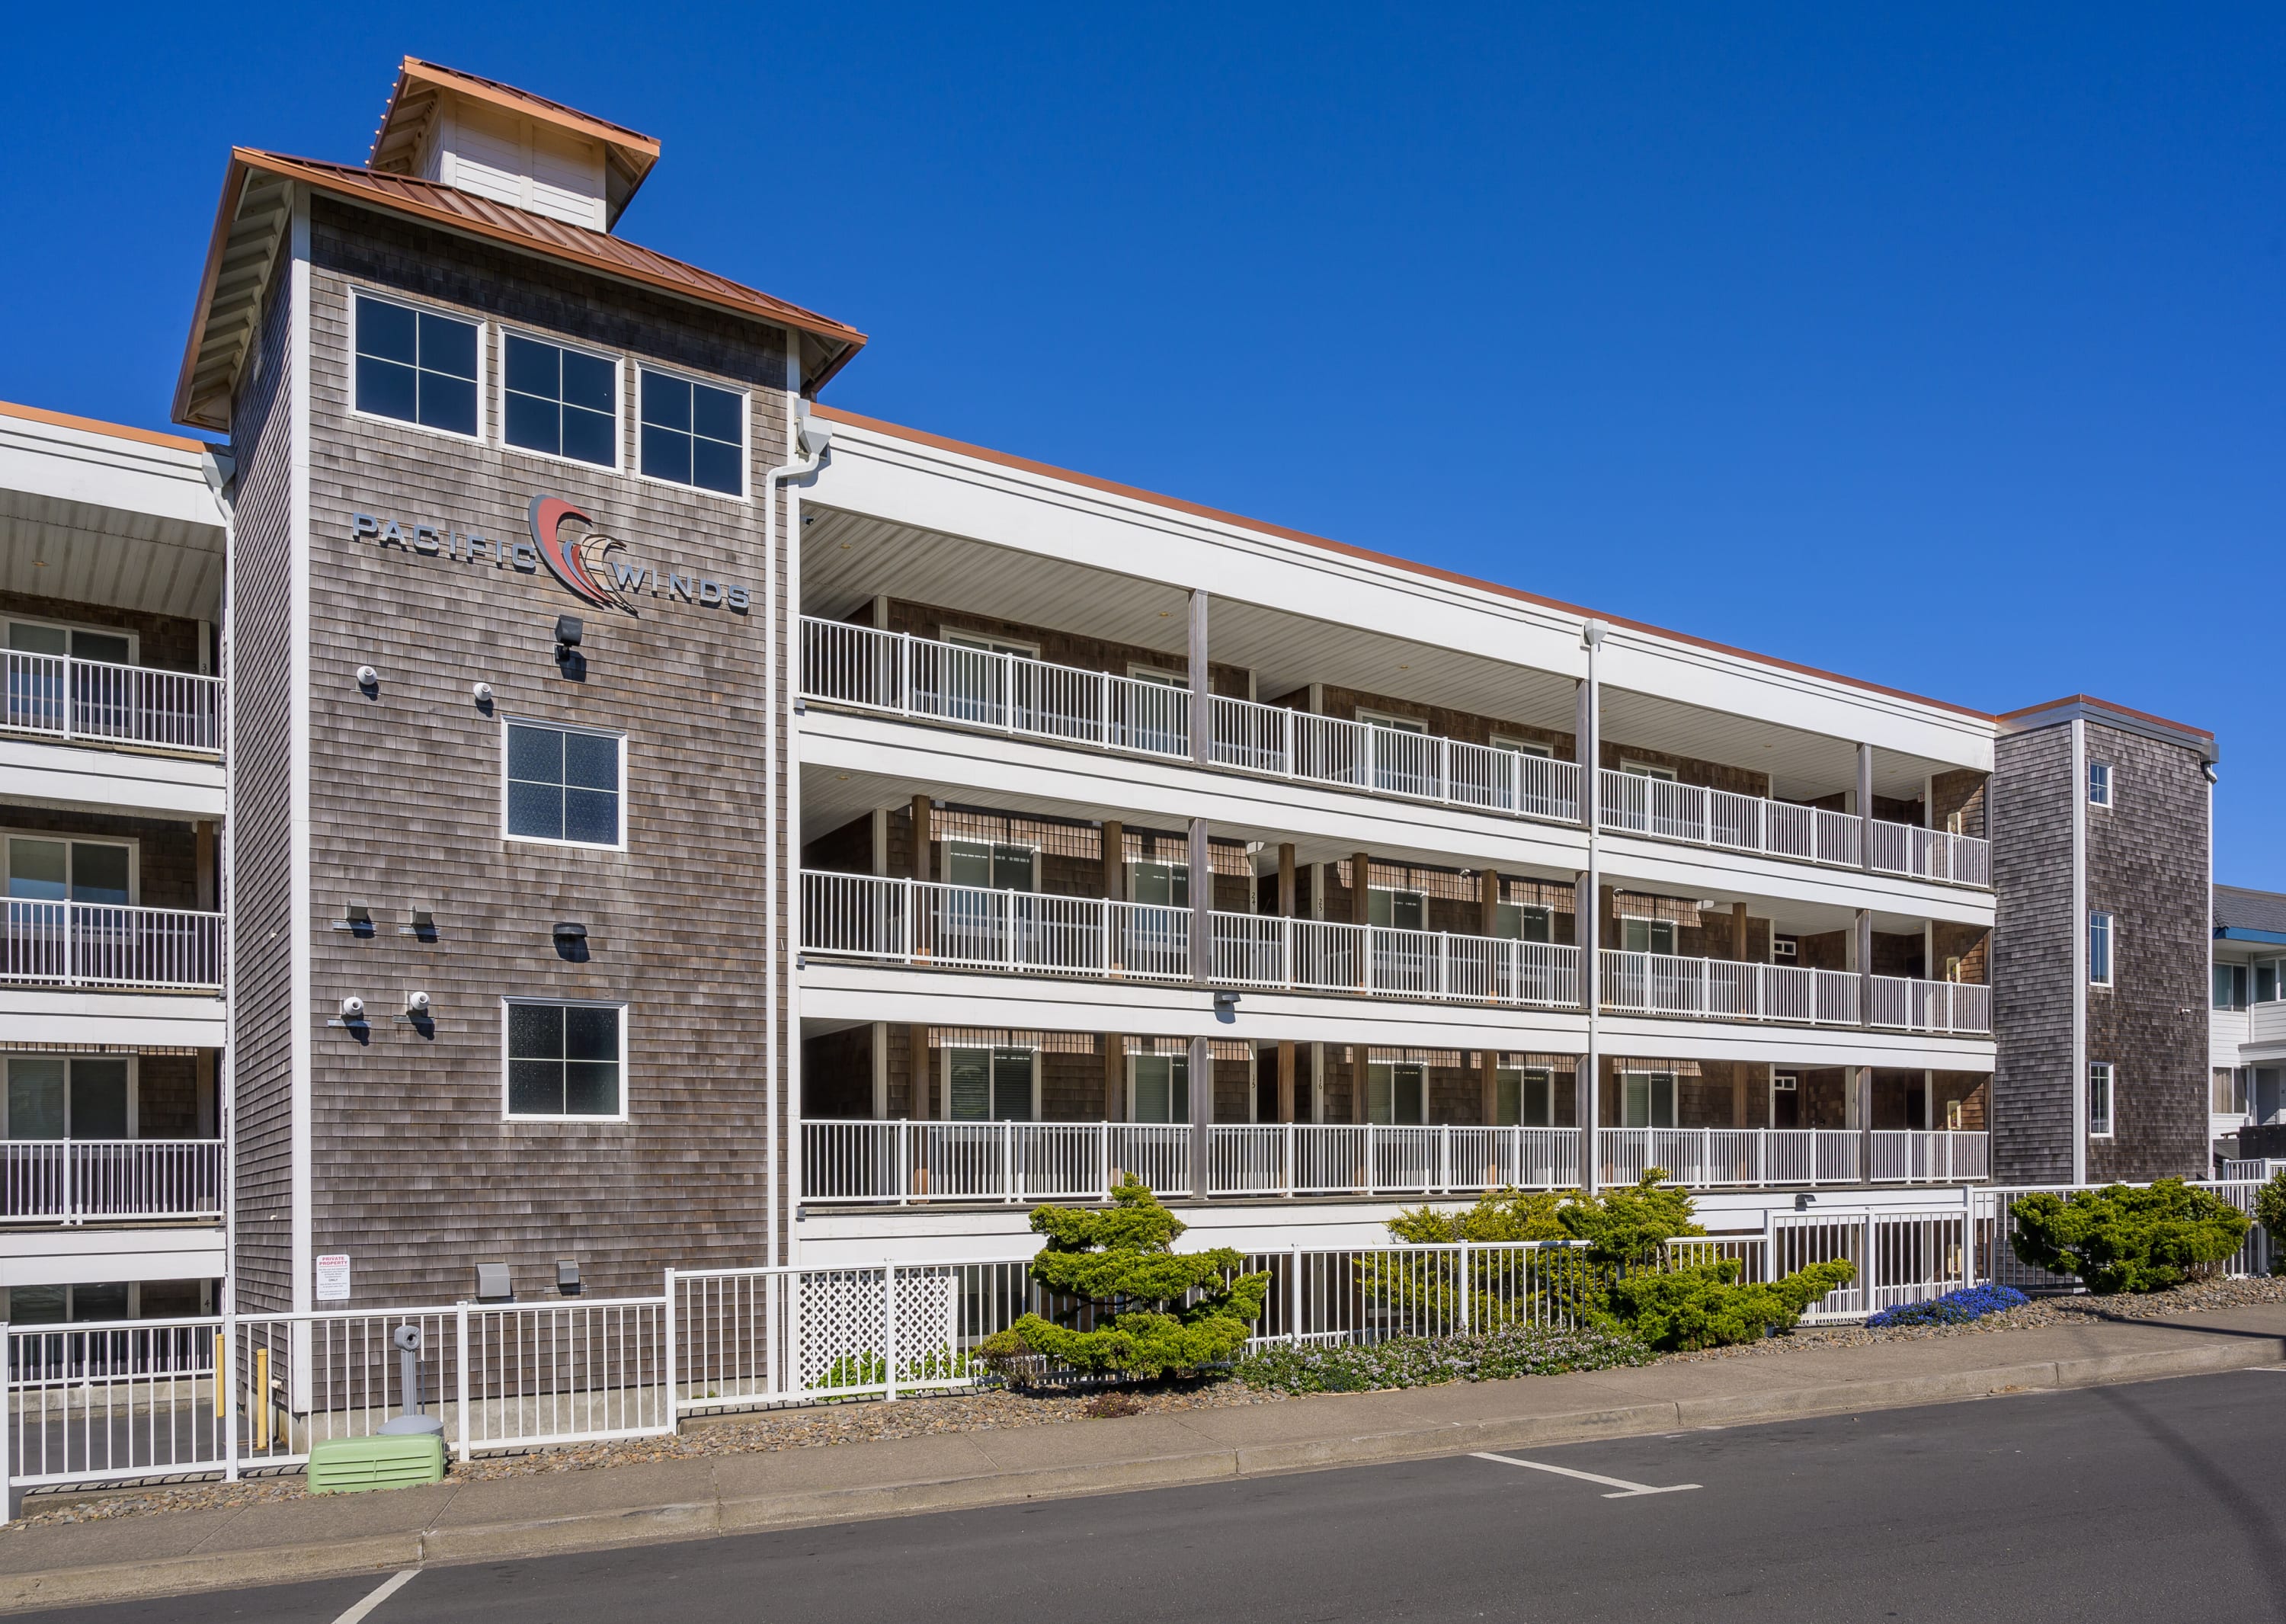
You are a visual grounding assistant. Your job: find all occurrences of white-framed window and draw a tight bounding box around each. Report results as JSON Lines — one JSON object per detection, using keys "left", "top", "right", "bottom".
{"left": 1772, "top": 935, "right": 1798, "bottom": 960}
{"left": 1494, "top": 901, "right": 1552, "bottom": 943}
{"left": 945, "top": 838, "right": 1036, "bottom": 892}
{"left": 1129, "top": 1052, "right": 1189, "bottom": 1123}
{"left": 351, "top": 290, "right": 481, "bottom": 439}
{"left": 637, "top": 367, "right": 746, "bottom": 497}
{"left": 1620, "top": 915, "right": 1676, "bottom": 955}
{"left": 2, "top": 1283, "right": 136, "bottom": 1325}
{"left": 1129, "top": 664, "right": 1188, "bottom": 688}
{"left": 504, "top": 720, "right": 626, "bottom": 849}
{"left": 2214, "top": 963, "right": 2248, "bottom": 1011}
{"left": 4, "top": 616, "right": 136, "bottom": 668}
{"left": 1366, "top": 887, "right": 1426, "bottom": 931}
{"left": 1366, "top": 1061, "right": 1429, "bottom": 1124}
{"left": 1490, "top": 735, "right": 1554, "bottom": 760}
{"left": 2214, "top": 1067, "right": 2250, "bottom": 1116}
{"left": 2087, "top": 761, "right": 2112, "bottom": 808}
{"left": 1495, "top": 1065, "right": 1554, "bottom": 1126}
{"left": 2088, "top": 1061, "right": 2114, "bottom": 1138}
{"left": 4, "top": 1054, "right": 133, "bottom": 1140}
{"left": 2258, "top": 959, "right": 2284, "bottom": 1004}
{"left": 504, "top": 998, "right": 626, "bottom": 1120}
{"left": 1129, "top": 858, "right": 1187, "bottom": 908}
{"left": 1620, "top": 760, "right": 1678, "bottom": 782}
{"left": 943, "top": 629, "right": 1040, "bottom": 660}
{"left": 943, "top": 1045, "right": 1036, "bottom": 1122}
{"left": 5, "top": 834, "right": 136, "bottom": 905}
{"left": 1621, "top": 1070, "right": 1678, "bottom": 1128}
{"left": 1358, "top": 709, "right": 1428, "bottom": 735}
{"left": 2089, "top": 911, "right": 2114, "bottom": 987}
{"left": 501, "top": 329, "right": 620, "bottom": 469}
{"left": 1772, "top": 1071, "right": 1799, "bottom": 1092}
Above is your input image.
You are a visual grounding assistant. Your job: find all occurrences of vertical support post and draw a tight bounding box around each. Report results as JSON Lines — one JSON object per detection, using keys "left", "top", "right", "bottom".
{"left": 1187, "top": 589, "right": 1210, "bottom": 765}
{"left": 1864, "top": 1209, "right": 1878, "bottom": 1315}
{"left": 1855, "top": 908, "right": 1873, "bottom": 1030}
{"left": 1277, "top": 843, "right": 1297, "bottom": 919}
{"left": 0, "top": 1319, "right": 13, "bottom": 1523}
{"left": 883, "top": 1264, "right": 899, "bottom": 1402}
{"left": 1576, "top": 628, "right": 1603, "bottom": 1194}
{"left": 454, "top": 1303, "right": 471, "bottom": 1462}
{"left": 1189, "top": 818, "right": 1212, "bottom": 987}
{"left": 1289, "top": 1241, "right": 1303, "bottom": 1347}
{"left": 1857, "top": 742, "right": 1875, "bottom": 872}
{"left": 1189, "top": 1035, "right": 1212, "bottom": 1202}
{"left": 1458, "top": 1241, "right": 1471, "bottom": 1334}
{"left": 1105, "top": 1034, "right": 1125, "bottom": 1125}
{"left": 1277, "top": 1040, "right": 1297, "bottom": 1123}
{"left": 663, "top": 1268, "right": 679, "bottom": 1430}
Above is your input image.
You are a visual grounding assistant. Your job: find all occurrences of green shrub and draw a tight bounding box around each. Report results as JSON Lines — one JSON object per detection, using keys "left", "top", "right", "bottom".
{"left": 1557, "top": 1171, "right": 1706, "bottom": 1267}
{"left": 2009, "top": 1179, "right": 2250, "bottom": 1293}
{"left": 1386, "top": 1186, "right": 1573, "bottom": 1244}
{"left": 1234, "top": 1323, "right": 1656, "bottom": 1393}
{"left": 1600, "top": 1258, "right": 1857, "bottom": 1351}
{"left": 2255, "top": 1171, "right": 2286, "bottom": 1276}
{"left": 999, "top": 1180, "right": 1270, "bottom": 1379}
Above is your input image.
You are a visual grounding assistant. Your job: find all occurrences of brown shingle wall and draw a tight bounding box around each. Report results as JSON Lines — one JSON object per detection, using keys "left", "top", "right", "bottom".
{"left": 1931, "top": 770, "right": 1988, "bottom": 840}
{"left": 1993, "top": 723, "right": 2075, "bottom": 1182}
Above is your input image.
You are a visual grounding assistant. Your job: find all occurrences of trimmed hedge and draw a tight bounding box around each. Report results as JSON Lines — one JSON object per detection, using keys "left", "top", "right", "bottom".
{"left": 1234, "top": 1324, "right": 1656, "bottom": 1394}
{"left": 1864, "top": 1285, "right": 2028, "bottom": 1328}
{"left": 2009, "top": 1179, "right": 2249, "bottom": 1293}
{"left": 1601, "top": 1259, "right": 1856, "bottom": 1351}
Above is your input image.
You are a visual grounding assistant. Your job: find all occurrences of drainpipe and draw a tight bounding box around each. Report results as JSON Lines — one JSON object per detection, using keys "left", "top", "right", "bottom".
{"left": 1579, "top": 620, "right": 1605, "bottom": 1194}
{"left": 764, "top": 404, "right": 834, "bottom": 1267}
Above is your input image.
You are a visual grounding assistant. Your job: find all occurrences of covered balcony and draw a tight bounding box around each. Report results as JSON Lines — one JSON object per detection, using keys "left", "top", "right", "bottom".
{"left": 2, "top": 900, "right": 225, "bottom": 993}
{"left": 0, "top": 1052, "right": 223, "bottom": 1223}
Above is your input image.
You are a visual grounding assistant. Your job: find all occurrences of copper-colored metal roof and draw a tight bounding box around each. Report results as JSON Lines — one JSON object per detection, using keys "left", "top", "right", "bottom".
{"left": 1998, "top": 693, "right": 2216, "bottom": 744}
{"left": 368, "top": 57, "right": 661, "bottom": 228}
{"left": 172, "top": 148, "right": 866, "bottom": 430}
{"left": 0, "top": 398, "right": 216, "bottom": 454}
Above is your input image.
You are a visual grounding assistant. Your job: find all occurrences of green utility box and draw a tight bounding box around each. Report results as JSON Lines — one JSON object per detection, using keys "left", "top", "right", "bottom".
{"left": 307, "top": 1433, "right": 447, "bottom": 1494}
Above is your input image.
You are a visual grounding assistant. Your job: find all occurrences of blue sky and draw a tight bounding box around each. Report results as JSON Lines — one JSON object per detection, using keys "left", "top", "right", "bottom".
{"left": 7, "top": 6, "right": 2281, "bottom": 877}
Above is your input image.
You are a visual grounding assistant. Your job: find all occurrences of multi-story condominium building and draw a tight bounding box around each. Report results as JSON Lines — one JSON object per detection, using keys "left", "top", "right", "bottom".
{"left": 0, "top": 56, "right": 2223, "bottom": 1317}
{"left": 2210, "top": 882, "right": 2286, "bottom": 1155}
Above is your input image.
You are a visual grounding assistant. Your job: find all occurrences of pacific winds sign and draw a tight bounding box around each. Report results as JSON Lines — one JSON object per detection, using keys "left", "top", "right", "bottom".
{"left": 349, "top": 497, "right": 751, "bottom": 616}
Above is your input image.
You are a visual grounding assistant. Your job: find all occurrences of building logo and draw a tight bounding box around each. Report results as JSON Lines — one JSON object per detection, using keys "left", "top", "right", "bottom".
{"left": 348, "top": 499, "right": 751, "bottom": 615}
{"left": 528, "top": 495, "right": 627, "bottom": 613}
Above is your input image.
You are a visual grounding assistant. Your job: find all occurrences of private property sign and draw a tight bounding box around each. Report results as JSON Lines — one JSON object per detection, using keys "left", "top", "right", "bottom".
{"left": 349, "top": 495, "right": 751, "bottom": 616}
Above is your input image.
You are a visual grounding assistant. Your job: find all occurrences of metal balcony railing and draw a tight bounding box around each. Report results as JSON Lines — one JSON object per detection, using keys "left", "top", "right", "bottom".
{"left": 1599, "top": 950, "right": 1864, "bottom": 1025}
{"left": 1598, "top": 769, "right": 1990, "bottom": 888}
{"left": 2, "top": 652, "right": 224, "bottom": 755}
{"left": 1866, "top": 975, "right": 1993, "bottom": 1036}
{"left": 1, "top": 901, "right": 226, "bottom": 991}
{"left": 0, "top": 1140, "right": 225, "bottom": 1222}
{"left": 802, "top": 870, "right": 1582, "bottom": 1008}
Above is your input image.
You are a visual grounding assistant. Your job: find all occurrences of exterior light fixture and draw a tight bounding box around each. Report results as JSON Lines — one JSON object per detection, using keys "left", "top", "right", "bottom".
{"left": 338, "top": 995, "right": 367, "bottom": 1022}
{"left": 355, "top": 665, "right": 379, "bottom": 691}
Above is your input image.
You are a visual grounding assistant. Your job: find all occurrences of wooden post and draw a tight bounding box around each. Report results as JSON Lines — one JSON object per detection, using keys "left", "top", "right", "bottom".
{"left": 908, "top": 1024, "right": 931, "bottom": 1120}
{"left": 1105, "top": 1034, "right": 1124, "bottom": 1121}
{"left": 1479, "top": 1049, "right": 1500, "bottom": 1126}
{"left": 1732, "top": 901, "right": 1749, "bottom": 960}
{"left": 1351, "top": 853, "right": 1372, "bottom": 924}
{"left": 1277, "top": 1040, "right": 1296, "bottom": 1123}
{"left": 1102, "top": 819, "right": 1125, "bottom": 899}
{"left": 909, "top": 794, "right": 933, "bottom": 882}
{"left": 1479, "top": 867, "right": 1500, "bottom": 935}
{"left": 1277, "top": 843, "right": 1297, "bottom": 917}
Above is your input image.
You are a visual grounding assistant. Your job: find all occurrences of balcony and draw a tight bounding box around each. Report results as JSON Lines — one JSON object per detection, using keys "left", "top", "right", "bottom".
{"left": 799, "top": 1120, "right": 1990, "bottom": 1203}
{"left": 802, "top": 620, "right": 1989, "bottom": 889}
{"left": 1598, "top": 770, "right": 1990, "bottom": 887}
{"left": 2, "top": 902, "right": 226, "bottom": 992}
{"left": 802, "top": 871, "right": 1580, "bottom": 1009}
{"left": 0, "top": 1141, "right": 224, "bottom": 1222}
{"left": 1599, "top": 950, "right": 1991, "bottom": 1035}
{"left": 2, "top": 653, "right": 223, "bottom": 757}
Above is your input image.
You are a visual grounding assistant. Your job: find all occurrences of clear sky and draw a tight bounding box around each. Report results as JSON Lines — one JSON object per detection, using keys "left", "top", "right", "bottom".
{"left": 6, "top": 6, "right": 2280, "bottom": 878}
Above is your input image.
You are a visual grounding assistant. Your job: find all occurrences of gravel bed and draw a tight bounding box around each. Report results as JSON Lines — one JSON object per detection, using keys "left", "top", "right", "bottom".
{"left": 16, "top": 1276, "right": 2284, "bottom": 1531}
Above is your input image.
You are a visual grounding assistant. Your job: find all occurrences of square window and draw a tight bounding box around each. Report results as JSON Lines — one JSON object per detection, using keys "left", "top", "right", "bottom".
{"left": 503, "top": 333, "right": 618, "bottom": 469}
{"left": 354, "top": 293, "right": 481, "bottom": 439}
{"left": 506, "top": 1001, "right": 623, "bottom": 1118}
{"left": 504, "top": 722, "right": 623, "bottom": 847}
{"left": 639, "top": 371, "right": 744, "bottom": 496}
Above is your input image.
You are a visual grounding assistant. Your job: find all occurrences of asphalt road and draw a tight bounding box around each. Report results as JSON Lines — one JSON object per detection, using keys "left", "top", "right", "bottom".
{"left": 24, "top": 1368, "right": 2286, "bottom": 1624}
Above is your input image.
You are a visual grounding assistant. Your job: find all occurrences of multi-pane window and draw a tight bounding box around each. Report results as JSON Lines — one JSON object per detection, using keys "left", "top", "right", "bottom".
{"left": 1494, "top": 1066, "right": 1554, "bottom": 1126}
{"left": 639, "top": 371, "right": 743, "bottom": 495}
{"left": 2089, "top": 911, "right": 2114, "bottom": 986}
{"left": 1366, "top": 1062, "right": 1428, "bottom": 1124}
{"left": 505, "top": 723, "right": 623, "bottom": 847}
{"left": 1367, "top": 888, "right": 1426, "bottom": 931}
{"left": 2216, "top": 963, "right": 2249, "bottom": 1010}
{"left": 2088, "top": 1062, "right": 2114, "bottom": 1138}
{"left": 503, "top": 334, "right": 617, "bottom": 466}
{"left": 1622, "top": 1071, "right": 1678, "bottom": 1129}
{"left": 946, "top": 1046, "right": 1033, "bottom": 1121}
{"left": 1494, "top": 902, "right": 1552, "bottom": 943}
{"left": 2087, "top": 761, "right": 2112, "bottom": 807}
{"left": 506, "top": 1001, "right": 623, "bottom": 1118}
{"left": 1621, "top": 916, "right": 1676, "bottom": 955}
{"left": 2214, "top": 1067, "right": 2250, "bottom": 1115}
{"left": 354, "top": 294, "right": 479, "bottom": 437}
{"left": 5, "top": 1055, "right": 129, "bottom": 1139}
{"left": 1131, "top": 1053, "right": 1189, "bottom": 1123}
{"left": 5, "top": 837, "right": 131, "bottom": 905}
{"left": 945, "top": 840, "right": 1036, "bottom": 891}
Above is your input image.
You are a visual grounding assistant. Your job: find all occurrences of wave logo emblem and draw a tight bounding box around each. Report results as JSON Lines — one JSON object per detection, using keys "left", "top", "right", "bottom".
{"left": 527, "top": 495, "right": 632, "bottom": 613}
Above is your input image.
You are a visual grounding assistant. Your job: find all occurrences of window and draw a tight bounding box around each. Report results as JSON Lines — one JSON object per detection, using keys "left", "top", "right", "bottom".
{"left": 2087, "top": 761, "right": 2112, "bottom": 808}
{"left": 1129, "top": 665, "right": 1188, "bottom": 688}
{"left": 1495, "top": 1066, "right": 1554, "bottom": 1127}
{"left": 5, "top": 1055, "right": 130, "bottom": 1139}
{"left": 1129, "top": 860, "right": 1187, "bottom": 908}
{"left": 1131, "top": 1053, "right": 1189, "bottom": 1123}
{"left": 5, "top": 1283, "right": 131, "bottom": 1325}
{"left": 2261, "top": 962, "right": 2281, "bottom": 1004}
{"left": 1621, "top": 761, "right": 1678, "bottom": 782}
{"left": 1494, "top": 902, "right": 1552, "bottom": 943}
{"left": 2088, "top": 1062, "right": 2114, "bottom": 1139}
{"left": 2088, "top": 911, "right": 2113, "bottom": 987}
{"left": 2215, "top": 1067, "right": 2250, "bottom": 1115}
{"left": 1366, "top": 1062, "right": 1427, "bottom": 1124}
{"left": 2216, "top": 963, "right": 2249, "bottom": 1011}
{"left": 5, "top": 836, "right": 133, "bottom": 905}
{"left": 946, "top": 1046, "right": 1034, "bottom": 1122}
{"left": 1490, "top": 735, "right": 1554, "bottom": 761}
{"left": 1621, "top": 916, "right": 1676, "bottom": 955}
{"left": 943, "top": 630, "right": 1039, "bottom": 660}
{"left": 1772, "top": 935, "right": 1798, "bottom": 960}
{"left": 354, "top": 293, "right": 479, "bottom": 437}
{"left": 505, "top": 1001, "right": 624, "bottom": 1118}
{"left": 946, "top": 839, "right": 1036, "bottom": 892}
{"left": 503, "top": 333, "right": 618, "bottom": 467}
{"left": 1622, "top": 1071, "right": 1678, "bottom": 1129}
{"left": 504, "top": 722, "right": 623, "bottom": 847}
{"left": 5, "top": 618, "right": 134, "bottom": 667}
{"left": 1362, "top": 713, "right": 1433, "bottom": 796}
{"left": 638, "top": 370, "right": 743, "bottom": 495}
{"left": 1367, "top": 888, "right": 1426, "bottom": 932}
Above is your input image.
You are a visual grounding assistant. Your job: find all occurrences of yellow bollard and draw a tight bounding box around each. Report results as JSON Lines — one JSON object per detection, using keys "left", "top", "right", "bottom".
{"left": 252, "top": 1348, "right": 270, "bottom": 1451}
{"left": 213, "top": 1333, "right": 226, "bottom": 1420}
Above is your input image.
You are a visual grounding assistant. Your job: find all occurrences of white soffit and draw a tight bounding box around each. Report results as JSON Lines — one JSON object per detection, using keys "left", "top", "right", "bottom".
{"left": 0, "top": 416, "right": 226, "bottom": 620}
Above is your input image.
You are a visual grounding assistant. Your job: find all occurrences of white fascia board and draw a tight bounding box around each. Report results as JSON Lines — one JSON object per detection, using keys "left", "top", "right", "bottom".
{"left": 0, "top": 735, "right": 226, "bottom": 820}
{"left": 815, "top": 422, "right": 1994, "bottom": 771}
{"left": 1597, "top": 1014, "right": 1993, "bottom": 1071}
{"left": 0, "top": 1225, "right": 226, "bottom": 1286}
{"left": 1597, "top": 833, "right": 1996, "bottom": 927}
{"left": 0, "top": 418, "right": 225, "bottom": 533}
{"left": 799, "top": 959, "right": 1587, "bottom": 1050}
{"left": 800, "top": 708, "right": 1590, "bottom": 874}
{"left": 0, "top": 990, "right": 226, "bottom": 1046}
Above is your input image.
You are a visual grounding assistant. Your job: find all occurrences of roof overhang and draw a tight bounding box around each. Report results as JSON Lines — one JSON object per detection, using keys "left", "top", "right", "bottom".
{"left": 2217, "top": 927, "right": 2286, "bottom": 946}
{"left": 170, "top": 158, "right": 296, "bottom": 433}
{"left": 1997, "top": 693, "right": 2217, "bottom": 761}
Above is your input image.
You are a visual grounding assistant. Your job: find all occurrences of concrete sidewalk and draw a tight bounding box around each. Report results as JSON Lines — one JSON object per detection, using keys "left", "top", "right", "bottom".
{"left": 3, "top": 1307, "right": 2281, "bottom": 1615}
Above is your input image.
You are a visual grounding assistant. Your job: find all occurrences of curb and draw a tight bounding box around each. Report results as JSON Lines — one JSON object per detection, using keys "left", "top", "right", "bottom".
{"left": 2, "top": 1337, "right": 2277, "bottom": 1614}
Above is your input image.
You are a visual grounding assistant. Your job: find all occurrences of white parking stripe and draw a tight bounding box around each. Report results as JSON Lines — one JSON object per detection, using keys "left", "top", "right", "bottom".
{"left": 331, "top": 1568, "right": 420, "bottom": 1624}
{"left": 1472, "top": 1451, "right": 1702, "bottom": 1498}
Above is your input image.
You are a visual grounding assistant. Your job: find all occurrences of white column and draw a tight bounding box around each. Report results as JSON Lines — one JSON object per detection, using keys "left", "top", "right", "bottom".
{"left": 1188, "top": 589, "right": 1210, "bottom": 766}
{"left": 2070, "top": 718, "right": 2088, "bottom": 1185}
{"left": 1577, "top": 623, "right": 1604, "bottom": 1193}
{"left": 1857, "top": 742, "right": 1875, "bottom": 871}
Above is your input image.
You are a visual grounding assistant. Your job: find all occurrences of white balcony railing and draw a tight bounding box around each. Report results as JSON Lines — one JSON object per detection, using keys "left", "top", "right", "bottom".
{"left": 2, "top": 901, "right": 226, "bottom": 991}
{"left": 0, "top": 1141, "right": 225, "bottom": 1222}
{"left": 802, "top": 871, "right": 1581, "bottom": 1008}
{"left": 800, "top": 1120, "right": 1991, "bottom": 1202}
{"left": 1596, "top": 769, "right": 1990, "bottom": 888}
{"left": 1599, "top": 950, "right": 1862, "bottom": 1025}
{"left": 2, "top": 652, "right": 224, "bottom": 755}
{"left": 1867, "top": 975, "right": 1993, "bottom": 1036}
{"left": 800, "top": 618, "right": 1583, "bottom": 825}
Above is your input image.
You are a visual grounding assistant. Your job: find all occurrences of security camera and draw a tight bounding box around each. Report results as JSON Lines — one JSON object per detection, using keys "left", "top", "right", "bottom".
{"left": 405, "top": 990, "right": 432, "bottom": 1017}
{"left": 339, "top": 995, "right": 366, "bottom": 1021}
{"left": 392, "top": 1324, "right": 423, "bottom": 1353}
